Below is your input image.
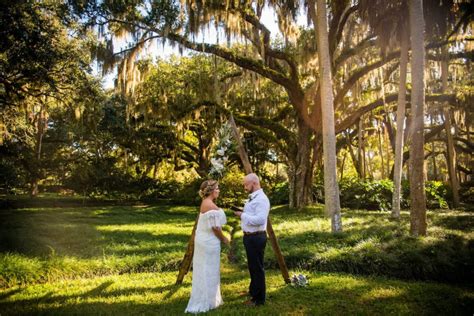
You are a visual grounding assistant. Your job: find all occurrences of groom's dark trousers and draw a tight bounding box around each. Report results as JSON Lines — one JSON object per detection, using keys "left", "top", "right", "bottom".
{"left": 243, "top": 231, "right": 267, "bottom": 305}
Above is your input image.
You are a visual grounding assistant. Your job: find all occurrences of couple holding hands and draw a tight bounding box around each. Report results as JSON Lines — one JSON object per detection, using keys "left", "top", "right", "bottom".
{"left": 185, "top": 173, "right": 270, "bottom": 313}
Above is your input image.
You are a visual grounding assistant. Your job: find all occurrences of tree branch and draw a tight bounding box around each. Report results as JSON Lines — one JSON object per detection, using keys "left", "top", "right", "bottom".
{"left": 336, "top": 93, "right": 457, "bottom": 134}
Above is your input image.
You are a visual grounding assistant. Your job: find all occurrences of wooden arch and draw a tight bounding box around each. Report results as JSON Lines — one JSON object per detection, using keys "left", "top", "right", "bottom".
{"left": 176, "top": 115, "right": 290, "bottom": 285}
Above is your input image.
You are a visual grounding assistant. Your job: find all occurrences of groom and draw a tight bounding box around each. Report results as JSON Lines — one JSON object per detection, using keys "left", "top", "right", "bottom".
{"left": 234, "top": 173, "right": 270, "bottom": 306}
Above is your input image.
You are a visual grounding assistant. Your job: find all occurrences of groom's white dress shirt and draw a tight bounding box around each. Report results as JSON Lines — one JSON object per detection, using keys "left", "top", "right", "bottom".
{"left": 241, "top": 189, "right": 270, "bottom": 233}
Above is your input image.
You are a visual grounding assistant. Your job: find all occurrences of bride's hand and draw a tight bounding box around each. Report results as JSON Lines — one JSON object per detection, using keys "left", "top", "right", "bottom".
{"left": 222, "top": 237, "right": 230, "bottom": 245}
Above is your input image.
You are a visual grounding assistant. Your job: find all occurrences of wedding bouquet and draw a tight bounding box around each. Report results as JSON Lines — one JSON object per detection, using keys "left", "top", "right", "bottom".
{"left": 290, "top": 274, "right": 309, "bottom": 287}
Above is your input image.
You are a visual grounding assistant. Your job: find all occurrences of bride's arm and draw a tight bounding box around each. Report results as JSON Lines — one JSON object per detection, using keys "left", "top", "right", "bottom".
{"left": 212, "top": 227, "right": 230, "bottom": 245}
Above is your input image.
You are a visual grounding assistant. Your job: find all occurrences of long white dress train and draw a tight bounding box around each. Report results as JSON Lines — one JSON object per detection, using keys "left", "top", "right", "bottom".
{"left": 185, "top": 209, "right": 227, "bottom": 313}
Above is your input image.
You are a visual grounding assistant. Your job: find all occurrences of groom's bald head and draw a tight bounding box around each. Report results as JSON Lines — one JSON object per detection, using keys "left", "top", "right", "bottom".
{"left": 243, "top": 173, "right": 261, "bottom": 193}
{"left": 245, "top": 173, "right": 260, "bottom": 184}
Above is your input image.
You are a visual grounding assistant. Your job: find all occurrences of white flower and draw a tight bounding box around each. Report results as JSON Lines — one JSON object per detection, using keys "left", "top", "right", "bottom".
{"left": 208, "top": 122, "right": 236, "bottom": 178}
{"left": 210, "top": 158, "right": 224, "bottom": 171}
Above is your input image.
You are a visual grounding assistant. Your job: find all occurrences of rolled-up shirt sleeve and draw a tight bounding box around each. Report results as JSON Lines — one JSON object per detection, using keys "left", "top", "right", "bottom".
{"left": 241, "top": 198, "right": 270, "bottom": 227}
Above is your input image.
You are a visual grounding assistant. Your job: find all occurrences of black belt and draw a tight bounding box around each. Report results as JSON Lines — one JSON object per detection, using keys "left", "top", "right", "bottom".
{"left": 243, "top": 231, "right": 266, "bottom": 236}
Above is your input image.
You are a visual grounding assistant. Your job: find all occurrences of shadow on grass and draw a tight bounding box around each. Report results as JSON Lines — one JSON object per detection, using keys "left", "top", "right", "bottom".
{"left": 430, "top": 213, "right": 474, "bottom": 231}
{"left": 269, "top": 274, "right": 473, "bottom": 315}
{"left": 0, "top": 288, "right": 22, "bottom": 300}
{"left": 258, "top": 225, "right": 473, "bottom": 283}
{"left": 0, "top": 281, "right": 188, "bottom": 316}
{"left": 1, "top": 269, "right": 472, "bottom": 316}
{"left": 0, "top": 206, "right": 195, "bottom": 258}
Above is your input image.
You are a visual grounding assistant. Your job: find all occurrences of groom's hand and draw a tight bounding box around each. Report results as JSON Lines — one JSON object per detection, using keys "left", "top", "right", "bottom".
{"left": 230, "top": 205, "right": 243, "bottom": 218}
{"left": 230, "top": 205, "right": 243, "bottom": 212}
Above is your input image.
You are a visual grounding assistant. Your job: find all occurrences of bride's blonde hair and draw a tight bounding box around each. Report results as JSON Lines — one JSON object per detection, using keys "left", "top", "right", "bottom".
{"left": 199, "top": 180, "right": 218, "bottom": 199}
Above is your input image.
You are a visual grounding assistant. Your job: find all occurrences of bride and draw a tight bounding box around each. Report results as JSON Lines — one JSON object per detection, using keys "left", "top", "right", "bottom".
{"left": 185, "top": 179, "right": 229, "bottom": 313}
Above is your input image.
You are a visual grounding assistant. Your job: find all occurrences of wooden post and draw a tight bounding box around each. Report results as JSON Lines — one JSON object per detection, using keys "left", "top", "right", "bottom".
{"left": 266, "top": 218, "right": 290, "bottom": 283}
{"left": 228, "top": 115, "right": 253, "bottom": 173}
{"left": 229, "top": 114, "right": 290, "bottom": 284}
{"left": 175, "top": 213, "right": 200, "bottom": 284}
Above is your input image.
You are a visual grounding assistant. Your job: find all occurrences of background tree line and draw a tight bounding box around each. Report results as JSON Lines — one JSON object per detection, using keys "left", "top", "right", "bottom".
{"left": 1, "top": 0, "right": 472, "bottom": 236}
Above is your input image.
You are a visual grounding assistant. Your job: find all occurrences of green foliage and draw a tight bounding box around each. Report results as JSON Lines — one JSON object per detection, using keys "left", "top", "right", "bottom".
{"left": 424, "top": 181, "right": 450, "bottom": 209}
{"left": 64, "top": 158, "right": 183, "bottom": 202}
{"left": 262, "top": 206, "right": 473, "bottom": 283}
{"left": 64, "top": 158, "right": 131, "bottom": 197}
{"left": 170, "top": 179, "right": 201, "bottom": 206}
{"left": 339, "top": 178, "right": 395, "bottom": 211}
{"left": 459, "top": 180, "right": 474, "bottom": 208}
{"left": 268, "top": 182, "right": 290, "bottom": 205}
{"left": 170, "top": 168, "right": 246, "bottom": 207}
{"left": 0, "top": 0, "right": 93, "bottom": 107}
{"left": 241, "top": 178, "right": 452, "bottom": 211}
{"left": 217, "top": 167, "right": 246, "bottom": 207}
{"left": 0, "top": 157, "right": 26, "bottom": 194}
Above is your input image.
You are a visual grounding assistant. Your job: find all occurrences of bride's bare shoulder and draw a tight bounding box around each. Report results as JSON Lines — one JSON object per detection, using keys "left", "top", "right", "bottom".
{"left": 200, "top": 199, "right": 219, "bottom": 213}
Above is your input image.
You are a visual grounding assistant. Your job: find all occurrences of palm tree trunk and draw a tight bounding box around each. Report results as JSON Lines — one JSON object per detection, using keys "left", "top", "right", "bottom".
{"left": 409, "top": 0, "right": 427, "bottom": 236}
{"left": 441, "top": 47, "right": 460, "bottom": 208}
{"left": 315, "top": 0, "right": 342, "bottom": 232}
{"left": 392, "top": 27, "right": 409, "bottom": 219}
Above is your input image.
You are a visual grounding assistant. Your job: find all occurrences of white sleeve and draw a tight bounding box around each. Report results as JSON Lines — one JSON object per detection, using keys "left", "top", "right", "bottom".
{"left": 207, "top": 212, "right": 222, "bottom": 229}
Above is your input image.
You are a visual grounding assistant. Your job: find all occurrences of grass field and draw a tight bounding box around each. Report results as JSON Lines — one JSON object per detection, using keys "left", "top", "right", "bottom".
{"left": 0, "top": 203, "right": 473, "bottom": 314}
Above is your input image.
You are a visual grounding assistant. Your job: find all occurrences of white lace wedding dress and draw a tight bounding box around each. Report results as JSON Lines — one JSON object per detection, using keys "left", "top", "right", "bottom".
{"left": 185, "top": 209, "right": 227, "bottom": 313}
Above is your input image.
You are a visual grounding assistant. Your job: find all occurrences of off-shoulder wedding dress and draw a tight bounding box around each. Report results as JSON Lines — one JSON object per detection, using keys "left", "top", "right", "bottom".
{"left": 185, "top": 209, "right": 227, "bottom": 313}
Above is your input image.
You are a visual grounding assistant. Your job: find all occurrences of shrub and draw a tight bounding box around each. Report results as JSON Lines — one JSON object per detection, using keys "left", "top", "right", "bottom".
{"left": 425, "top": 181, "right": 449, "bottom": 209}
{"left": 268, "top": 182, "right": 289, "bottom": 205}
{"left": 0, "top": 158, "right": 26, "bottom": 194}
{"left": 339, "top": 178, "right": 394, "bottom": 211}
{"left": 171, "top": 179, "right": 201, "bottom": 206}
{"left": 261, "top": 207, "right": 474, "bottom": 283}
{"left": 218, "top": 167, "right": 246, "bottom": 206}
{"left": 459, "top": 180, "right": 474, "bottom": 208}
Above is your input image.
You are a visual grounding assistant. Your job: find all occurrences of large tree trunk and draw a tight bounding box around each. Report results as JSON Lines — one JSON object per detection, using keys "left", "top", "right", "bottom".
{"left": 288, "top": 119, "right": 313, "bottom": 209}
{"left": 392, "top": 27, "right": 409, "bottom": 219}
{"left": 441, "top": 48, "right": 460, "bottom": 208}
{"left": 430, "top": 117, "right": 438, "bottom": 180}
{"left": 315, "top": 0, "right": 342, "bottom": 232}
{"left": 30, "top": 104, "right": 46, "bottom": 197}
{"left": 408, "top": 0, "right": 427, "bottom": 236}
{"left": 378, "top": 120, "right": 386, "bottom": 179}
{"left": 345, "top": 132, "right": 362, "bottom": 177}
{"left": 358, "top": 118, "right": 366, "bottom": 179}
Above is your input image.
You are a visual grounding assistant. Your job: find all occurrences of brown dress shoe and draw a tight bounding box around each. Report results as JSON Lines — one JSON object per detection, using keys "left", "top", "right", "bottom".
{"left": 238, "top": 291, "right": 250, "bottom": 297}
{"left": 243, "top": 299, "right": 256, "bottom": 307}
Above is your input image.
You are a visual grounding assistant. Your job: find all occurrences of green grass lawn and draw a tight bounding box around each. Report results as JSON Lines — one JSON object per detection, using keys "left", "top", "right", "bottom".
{"left": 0, "top": 204, "right": 473, "bottom": 314}
{"left": 1, "top": 267, "right": 472, "bottom": 315}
